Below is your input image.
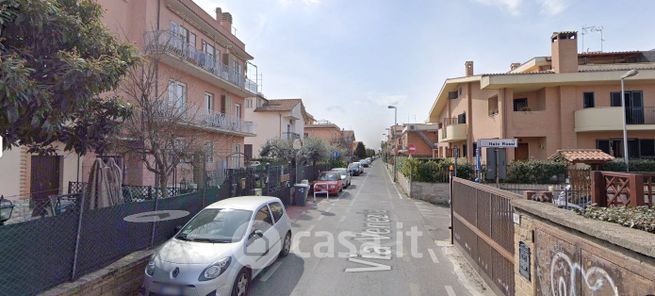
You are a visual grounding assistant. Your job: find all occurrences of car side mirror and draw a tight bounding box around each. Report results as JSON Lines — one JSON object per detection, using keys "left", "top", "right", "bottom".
{"left": 249, "top": 229, "right": 264, "bottom": 240}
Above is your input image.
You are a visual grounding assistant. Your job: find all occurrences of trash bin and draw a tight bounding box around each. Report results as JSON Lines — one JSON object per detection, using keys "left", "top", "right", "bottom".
{"left": 293, "top": 183, "right": 310, "bottom": 206}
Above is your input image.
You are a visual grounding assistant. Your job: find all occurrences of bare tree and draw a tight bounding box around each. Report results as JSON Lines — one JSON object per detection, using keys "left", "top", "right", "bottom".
{"left": 115, "top": 31, "right": 202, "bottom": 197}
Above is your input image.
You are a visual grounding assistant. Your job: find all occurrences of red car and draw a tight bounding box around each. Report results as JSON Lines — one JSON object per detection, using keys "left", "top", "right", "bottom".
{"left": 312, "top": 172, "right": 343, "bottom": 195}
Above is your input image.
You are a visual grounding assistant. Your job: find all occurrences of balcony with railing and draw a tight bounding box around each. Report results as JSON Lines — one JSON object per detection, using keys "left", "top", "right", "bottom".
{"left": 575, "top": 106, "right": 655, "bottom": 132}
{"left": 144, "top": 30, "right": 258, "bottom": 95}
{"left": 282, "top": 132, "right": 301, "bottom": 141}
{"left": 157, "top": 103, "right": 255, "bottom": 135}
{"left": 438, "top": 118, "right": 467, "bottom": 142}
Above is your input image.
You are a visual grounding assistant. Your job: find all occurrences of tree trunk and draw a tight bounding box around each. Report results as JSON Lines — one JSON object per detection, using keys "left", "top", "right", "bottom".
{"left": 159, "top": 173, "right": 169, "bottom": 199}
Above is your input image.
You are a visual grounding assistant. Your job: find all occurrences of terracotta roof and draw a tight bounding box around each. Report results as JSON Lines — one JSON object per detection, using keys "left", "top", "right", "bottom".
{"left": 548, "top": 149, "right": 615, "bottom": 164}
{"left": 255, "top": 99, "right": 302, "bottom": 112}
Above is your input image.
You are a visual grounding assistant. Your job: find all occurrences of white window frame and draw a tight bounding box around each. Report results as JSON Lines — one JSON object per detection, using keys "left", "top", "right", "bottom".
{"left": 204, "top": 92, "right": 214, "bottom": 113}
{"left": 167, "top": 80, "right": 186, "bottom": 109}
{"left": 235, "top": 103, "right": 241, "bottom": 121}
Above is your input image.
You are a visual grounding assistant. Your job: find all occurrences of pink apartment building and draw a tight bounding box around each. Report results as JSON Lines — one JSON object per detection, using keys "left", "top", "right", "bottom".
{"left": 429, "top": 31, "right": 655, "bottom": 163}
{"left": 98, "top": 0, "right": 260, "bottom": 186}
{"left": 0, "top": 0, "right": 260, "bottom": 201}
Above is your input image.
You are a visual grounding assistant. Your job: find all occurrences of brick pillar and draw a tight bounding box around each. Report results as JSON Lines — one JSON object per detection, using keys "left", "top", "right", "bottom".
{"left": 591, "top": 171, "right": 607, "bottom": 207}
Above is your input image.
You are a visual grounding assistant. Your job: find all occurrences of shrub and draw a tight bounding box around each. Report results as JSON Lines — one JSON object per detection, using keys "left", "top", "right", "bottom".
{"left": 398, "top": 158, "right": 473, "bottom": 183}
{"left": 505, "top": 160, "right": 566, "bottom": 184}
{"left": 583, "top": 205, "right": 655, "bottom": 233}
{"left": 601, "top": 159, "right": 655, "bottom": 172}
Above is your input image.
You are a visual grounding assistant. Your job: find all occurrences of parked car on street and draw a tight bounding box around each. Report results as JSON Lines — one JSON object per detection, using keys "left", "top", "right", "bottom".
{"left": 331, "top": 168, "right": 351, "bottom": 188}
{"left": 360, "top": 159, "right": 370, "bottom": 167}
{"left": 143, "top": 196, "right": 292, "bottom": 296}
{"left": 311, "top": 172, "right": 343, "bottom": 195}
{"left": 348, "top": 162, "right": 363, "bottom": 176}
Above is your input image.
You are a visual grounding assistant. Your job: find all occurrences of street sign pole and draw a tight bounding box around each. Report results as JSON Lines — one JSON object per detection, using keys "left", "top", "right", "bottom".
{"left": 494, "top": 148, "right": 500, "bottom": 186}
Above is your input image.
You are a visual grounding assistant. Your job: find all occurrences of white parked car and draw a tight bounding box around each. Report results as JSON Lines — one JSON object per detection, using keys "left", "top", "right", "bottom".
{"left": 143, "top": 196, "right": 292, "bottom": 296}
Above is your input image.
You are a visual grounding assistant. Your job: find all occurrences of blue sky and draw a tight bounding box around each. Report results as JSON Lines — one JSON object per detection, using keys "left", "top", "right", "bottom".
{"left": 196, "top": 0, "right": 655, "bottom": 148}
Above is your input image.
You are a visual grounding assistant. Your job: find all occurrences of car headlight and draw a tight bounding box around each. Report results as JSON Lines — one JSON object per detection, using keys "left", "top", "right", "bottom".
{"left": 198, "top": 257, "right": 231, "bottom": 281}
{"left": 145, "top": 259, "right": 156, "bottom": 277}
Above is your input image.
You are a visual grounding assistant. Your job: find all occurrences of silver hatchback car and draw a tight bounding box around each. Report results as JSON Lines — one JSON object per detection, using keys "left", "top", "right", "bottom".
{"left": 143, "top": 196, "right": 292, "bottom": 296}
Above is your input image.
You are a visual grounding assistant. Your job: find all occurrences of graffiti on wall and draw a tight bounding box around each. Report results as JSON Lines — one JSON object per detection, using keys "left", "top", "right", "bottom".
{"left": 534, "top": 228, "right": 655, "bottom": 296}
{"left": 549, "top": 251, "right": 618, "bottom": 296}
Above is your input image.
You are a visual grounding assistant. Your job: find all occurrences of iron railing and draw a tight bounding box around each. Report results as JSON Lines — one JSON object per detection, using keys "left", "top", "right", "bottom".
{"left": 144, "top": 30, "right": 258, "bottom": 93}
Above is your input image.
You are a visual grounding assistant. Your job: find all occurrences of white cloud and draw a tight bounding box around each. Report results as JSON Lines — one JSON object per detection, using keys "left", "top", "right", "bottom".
{"left": 537, "top": 0, "right": 567, "bottom": 16}
{"left": 474, "top": 0, "right": 567, "bottom": 16}
{"left": 278, "top": 0, "right": 321, "bottom": 6}
{"left": 474, "top": 0, "right": 523, "bottom": 15}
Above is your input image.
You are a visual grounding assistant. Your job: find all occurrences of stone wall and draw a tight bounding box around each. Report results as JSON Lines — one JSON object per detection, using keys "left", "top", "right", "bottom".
{"left": 512, "top": 198, "right": 655, "bottom": 295}
{"left": 42, "top": 250, "right": 151, "bottom": 296}
{"left": 410, "top": 182, "right": 449, "bottom": 205}
{"left": 396, "top": 168, "right": 411, "bottom": 197}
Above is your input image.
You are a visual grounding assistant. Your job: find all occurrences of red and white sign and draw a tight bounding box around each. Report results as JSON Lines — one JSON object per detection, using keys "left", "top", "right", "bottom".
{"left": 408, "top": 144, "right": 416, "bottom": 155}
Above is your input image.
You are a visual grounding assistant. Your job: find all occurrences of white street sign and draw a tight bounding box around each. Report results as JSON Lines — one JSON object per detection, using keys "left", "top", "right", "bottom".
{"left": 478, "top": 138, "right": 518, "bottom": 148}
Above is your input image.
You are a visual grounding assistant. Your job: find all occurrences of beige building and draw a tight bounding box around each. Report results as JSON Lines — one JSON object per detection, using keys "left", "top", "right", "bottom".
{"left": 244, "top": 96, "right": 311, "bottom": 159}
{"left": 0, "top": 0, "right": 260, "bottom": 202}
{"left": 429, "top": 31, "right": 655, "bottom": 163}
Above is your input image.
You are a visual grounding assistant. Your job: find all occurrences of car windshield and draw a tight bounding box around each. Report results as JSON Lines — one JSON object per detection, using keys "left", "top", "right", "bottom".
{"left": 176, "top": 208, "right": 252, "bottom": 243}
{"left": 318, "top": 173, "right": 339, "bottom": 181}
{"left": 349, "top": 163, "right": 359, "bottom": 169}
{"left": 331, "top": 171, "right": 347, "bottom": 178}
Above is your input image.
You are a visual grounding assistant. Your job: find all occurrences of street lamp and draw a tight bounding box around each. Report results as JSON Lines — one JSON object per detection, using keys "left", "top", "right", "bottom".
{"left": 620, "top": 69, "right": 639, "bottom": 171}
{"left": 387, "top": 105, "right": 398, "bottom": 125}
{"left": 387, "top": 105, "right": 398, "bottom": 182}
{"left": 0, "top": 195, "right": 15, "bottom": 225}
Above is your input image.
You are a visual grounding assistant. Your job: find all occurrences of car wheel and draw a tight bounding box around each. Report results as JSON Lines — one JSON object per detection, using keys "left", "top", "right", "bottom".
{"left": 231, "top": 268, "right": 250, "bottom": 296}
{"left": 279, "top": 232, "right": 292, "bottom": 257}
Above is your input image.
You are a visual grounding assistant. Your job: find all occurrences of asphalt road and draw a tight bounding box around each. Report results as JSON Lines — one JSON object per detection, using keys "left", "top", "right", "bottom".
{"left": 248, "top": 160, "right": 494, "bottom": 296}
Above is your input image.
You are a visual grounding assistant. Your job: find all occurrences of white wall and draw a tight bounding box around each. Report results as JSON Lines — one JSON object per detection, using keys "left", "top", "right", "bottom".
{"left": 0, "top": 147, "right": 22, "bottom": 200}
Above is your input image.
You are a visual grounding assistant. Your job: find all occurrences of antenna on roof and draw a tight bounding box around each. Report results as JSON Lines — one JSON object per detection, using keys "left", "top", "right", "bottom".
{"left": 581, "top": 26, "right": 605, "bottom": 52}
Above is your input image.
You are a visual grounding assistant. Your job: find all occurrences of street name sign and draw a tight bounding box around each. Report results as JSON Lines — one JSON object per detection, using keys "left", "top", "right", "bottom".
{"left": 478, "top": 138, "right": 518, "bottom": 148}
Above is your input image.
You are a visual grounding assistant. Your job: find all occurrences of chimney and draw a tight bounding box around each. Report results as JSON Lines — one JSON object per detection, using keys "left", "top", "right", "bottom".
{"left": 551, "top": 31, "right": 578, "bottom": 73}
{"left": 465, "top": 61, "right": 474, "bottom": 76}
{"left": 215, "top": 7, "right": 222, "bottom": 21}
{"left": 220, "top": 12, "right": 233, "bottom": 32}
{"left": 510, "top": 63, "right": 521, "bottom": 71}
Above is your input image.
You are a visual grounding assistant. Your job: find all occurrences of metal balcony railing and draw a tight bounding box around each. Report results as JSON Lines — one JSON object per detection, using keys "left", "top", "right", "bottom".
{"left": 156, "top": 102, "right": 255, "bottom": 134}
{"left": 282, "top": 132, "right": 301, "bottom": 141}
{"left": 627, "top": 106, "right": 655, "bottom": 125}
{"left": 144, "top": 30, "right": 258, "bottom": 93}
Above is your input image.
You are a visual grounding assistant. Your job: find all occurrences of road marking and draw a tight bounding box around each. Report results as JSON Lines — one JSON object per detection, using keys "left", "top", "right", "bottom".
{"left": 427, "top": 248, "right": 440, "bottom": 264}
{"left": 445, "top": 285, "right": 457, "bottom": 296}
{"left": 259, "top": 261, "right": 282, "bottom": 282}
{"left": 305, "top": 225, "right": 315, "bottom": 233}
{"left": 344, "top": 257, "right": 392, "bottom": 273}
{"left": 435, "top": 240, "right": 452, "bottom": 247}
{"left": 318, "top": 215, "right": 325, "bottom": 221}
{"left": 409, "top": 283, "right": 421, "bottom": 296}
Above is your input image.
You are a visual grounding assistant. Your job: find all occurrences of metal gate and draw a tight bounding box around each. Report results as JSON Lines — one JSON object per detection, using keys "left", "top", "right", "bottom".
{"left": 451, "top": 178, "right": 516, "bottom": 296}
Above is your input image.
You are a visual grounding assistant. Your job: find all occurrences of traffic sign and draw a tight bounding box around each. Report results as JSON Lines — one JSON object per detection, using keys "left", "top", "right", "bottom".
{"left": 478, "top": 138, "right": 518, "bottom": 148}
{"left": 408, "top": 144, "right": 416, "bottom": 155}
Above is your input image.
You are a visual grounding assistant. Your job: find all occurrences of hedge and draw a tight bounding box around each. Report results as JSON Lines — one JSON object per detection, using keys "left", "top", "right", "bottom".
{"left": 505, "top": 160, "right": 567, "bottom": 184}
{"left": 601, "top": 159, "right": 655, "bottom": 172}
{"left": 398, "top": 157, "right": 472, "bottom": 182}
